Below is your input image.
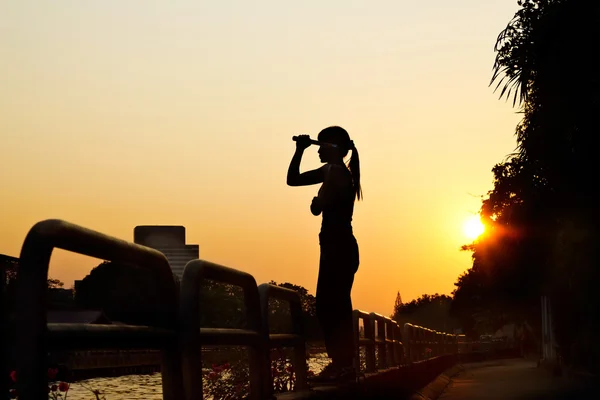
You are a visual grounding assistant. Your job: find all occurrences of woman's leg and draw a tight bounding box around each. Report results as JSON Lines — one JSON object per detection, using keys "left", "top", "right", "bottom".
{"left": 330, "top": 270, "right": 355, "bottom": 368}
{"left": 316, "top": 235, "right": 359, "bottom": 370}
{"left": 316, "top": 252, "right": 338, "bottom": 361}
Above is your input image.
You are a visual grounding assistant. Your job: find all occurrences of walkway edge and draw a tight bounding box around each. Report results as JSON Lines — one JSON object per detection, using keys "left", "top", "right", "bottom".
{"left": 409, "top": 364, "right": 465, "bottom": 400}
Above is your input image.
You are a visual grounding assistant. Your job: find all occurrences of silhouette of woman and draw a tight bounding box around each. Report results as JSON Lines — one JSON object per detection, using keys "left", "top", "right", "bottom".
{"left": 287, "top": 126, "right": 362, "bottom": 382}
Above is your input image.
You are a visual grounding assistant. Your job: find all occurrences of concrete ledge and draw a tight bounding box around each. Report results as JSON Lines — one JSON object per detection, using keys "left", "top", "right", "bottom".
{"left": 275, "top": 353, "right": 524, "bottom": 399}
{"left": 275, "top": 355, "right": 459, "bottom": 400}
{"left": 275, "top": 381, "right": 365, "bottom": 399}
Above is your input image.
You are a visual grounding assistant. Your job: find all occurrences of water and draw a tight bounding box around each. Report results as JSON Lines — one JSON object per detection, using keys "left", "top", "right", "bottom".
{"left": 63, "top": 355, "right": 329, "bottom": 399}
{"left": 63, "top": 374, "right": 163, "bottom": 400}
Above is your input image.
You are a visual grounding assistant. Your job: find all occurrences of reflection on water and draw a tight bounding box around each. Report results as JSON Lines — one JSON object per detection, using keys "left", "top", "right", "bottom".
{"left": 65, "top": 355, "right": 328, "bottom": 399}
{"left": 66, "top": 374, "right": 163, "bottom": 400}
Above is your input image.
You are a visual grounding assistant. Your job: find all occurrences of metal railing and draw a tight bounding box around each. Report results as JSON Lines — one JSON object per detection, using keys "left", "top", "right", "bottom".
{"left": 13, "top": 219, "right": 183, "bottom": 400}
{"left": 353, "top": 311, "right": 406, "bottom": 372}
{"left": 352, "top": 312, "right": 458, "bottom": 375}
{"left": 10, "top": 219, "right": 462, "bottom": 400}
{"left": 179, "top": 264, "right": 311, "bottom": 399}
{"left": 179, "top": 259, "right": 270, "bottom": 400}
{"left": 258, "top": 283, "right": 308, "bottom": 394}
{"left": 353, "top": 310, "right": 377, "bottom": 373}
{"left": 403, "top": 323, "right": 458, "bottom": 362}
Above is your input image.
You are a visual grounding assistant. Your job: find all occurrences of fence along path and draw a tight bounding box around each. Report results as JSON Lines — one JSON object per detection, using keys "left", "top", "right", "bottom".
{"left": 11, "top": 219, "right": 459, "bottom": 400}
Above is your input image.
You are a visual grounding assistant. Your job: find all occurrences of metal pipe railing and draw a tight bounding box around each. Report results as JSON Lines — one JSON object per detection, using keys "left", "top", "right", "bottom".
{"left": 14, "top": 219, "right": 183, "bottom": 400}
{"left": 11, "top": 219, "right": 464, "bottom": 400}
{"left": 353, "top": 310, "right": 376, "bottom": 373}
{"left": 394, "top": 324, "right": 404, "bottom": 365}
{"left": 351, "top": 315, "right": 462, "bottom": 373}
{"left": 370, "top": 312, "right": 398, "bottom": 369}
{"left": 258, "top": 283, "right": 308, "bottom": 395}
{"left": 179, "top": 259, "right": 269, "bottom": 400}
{"left": 403, "top": 323, "right": 458, "bottom": 362}
{"left": 353, "top": 311, "right": 408, "bottom": 374}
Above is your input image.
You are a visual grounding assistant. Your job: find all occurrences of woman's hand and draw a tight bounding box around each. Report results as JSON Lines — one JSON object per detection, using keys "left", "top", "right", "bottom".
{"left": 310, "top": 196, "right": 322, "bottom": 216}
{"left": 295, "top": 134, "right": 312, "bottom": 151}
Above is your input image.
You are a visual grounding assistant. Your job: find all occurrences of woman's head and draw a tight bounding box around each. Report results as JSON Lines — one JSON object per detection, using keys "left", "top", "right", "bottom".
{"left": 317, "top": 126, "right": 352, "bottom": 154}
{"left": 317, "top": 126, "right": 363, "bottom": 201}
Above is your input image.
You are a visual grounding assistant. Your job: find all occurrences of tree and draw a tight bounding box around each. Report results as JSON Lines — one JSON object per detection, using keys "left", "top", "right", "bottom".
{"left": 393, "top": 291, "right": 403, "bottom": 312}
{"left": 266, "top": 281, "right": 320, "bottom": 341}
{"left": 455, "top": 0, "right": 600, "bottom": 370}
{"left": 75, "top": 261, "right": 171, "bottom": 327}
{"left": 2, "top": 255, "right": 70, "bottom": 312}
{"left": 2, "top": 255, "right": 66, "bottom": 292}
{"left": 392, "top": 294, "right": 458, "bottom": 333}
{"left": 47, "top": 278, "right": 64, "bottom": 289}
{"left": 451, "top": 155, "right": 548, "bottom": 338}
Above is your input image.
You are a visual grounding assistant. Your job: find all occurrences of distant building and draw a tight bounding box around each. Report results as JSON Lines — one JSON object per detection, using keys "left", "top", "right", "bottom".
{"left": 133, "top": 225, "right": 199, "bottom": 279}
{"left": 0, "top": 253, "right": 19, "bottom": 266}
{"left": 1, "top": 253, "right": 19, "bottom": 288}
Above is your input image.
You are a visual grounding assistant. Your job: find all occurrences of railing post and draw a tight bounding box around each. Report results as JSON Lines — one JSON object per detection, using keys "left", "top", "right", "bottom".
{"left": 289, "top": 294, "right": 307, "bottom": 392}
{"left": 258, "top": 283, "right": 308, "bottom": 395}
{"left": 14, "top": 220, "right": 183, "bottom": 400}
{"left": 370, "top": 313, "right": 387, "bottom": 370}
{"left": 394, "top": 325, "right": 404, "bottom": 364}
{"left": 364, "top": 313, "right": 376, "bottom": 373}
{"left": 422, "top": 329, "right": 428, "bottom": 359}
{"left": 378, "top": 318, "right": 387, "bottom": 369}
{"left": 424, "top": 328, "right": 428, "bottom": 359}
{"left": 1, "top": 260, "right": 8, "bottom": 400}
{"left": 180, "top": 260, "right": 269, "bottom": 400}
{"left": 417, "top": 327, "right": 423, "bottom": 360}
{"left": 441, "top": 332, "right": 446, "bottom": 356}
{"left": 385, "top": 320, "right": 396, "bottom": 366}
{"left": 415, "top": 326, "right": 427, "bottom": 361}
{"left": 423, "top": 327, "right": 429, "bottom": 359}
{"left": 456, "top": 334, "right": 459, "bottom": 354}
{"left": 415, "top": 325, "right": 420, "bottom": 360}
{"left": 429, "top": 330, "right": 433, "bottom": 357}
{"left": 403, "top": 324, "right": 412, "bottom": 363}
{"left": 353, "top": 310, "right": 361, "bottom": 375}
{"left": 440, "top": 332, "right": 445, "bottom": 356}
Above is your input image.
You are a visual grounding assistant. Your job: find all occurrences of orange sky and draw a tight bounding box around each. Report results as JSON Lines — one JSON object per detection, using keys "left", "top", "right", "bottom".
{"left": 1, "top": 0, "right": 521, "bottom": 316}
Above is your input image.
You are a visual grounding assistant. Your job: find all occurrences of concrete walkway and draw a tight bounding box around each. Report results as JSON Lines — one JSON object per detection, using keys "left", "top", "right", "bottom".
{"left": 438, "top": 358, "right": 595, "bottom": 399}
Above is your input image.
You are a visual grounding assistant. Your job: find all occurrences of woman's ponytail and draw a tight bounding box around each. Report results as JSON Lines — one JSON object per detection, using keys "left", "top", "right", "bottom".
{"left": 317, "top": 126, "right": 363, "bottom": 201}
{"left": 348, "top": 141, "right": 362, "bottom": 201}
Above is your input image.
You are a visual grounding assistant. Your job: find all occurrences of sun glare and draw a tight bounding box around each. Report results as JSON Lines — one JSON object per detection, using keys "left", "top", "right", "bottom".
{"left": 463, "top": 215, "right": 485, "bottom": 240}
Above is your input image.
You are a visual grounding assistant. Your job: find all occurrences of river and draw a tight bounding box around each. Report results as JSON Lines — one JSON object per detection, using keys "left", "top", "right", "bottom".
{"left": 62, "top": 355, "right": 329, "bottom": 399}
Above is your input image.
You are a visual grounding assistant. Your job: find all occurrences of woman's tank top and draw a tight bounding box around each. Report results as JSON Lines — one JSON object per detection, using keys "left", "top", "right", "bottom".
{"left": 320, "top": 165, "right": 355, "bottom": 236}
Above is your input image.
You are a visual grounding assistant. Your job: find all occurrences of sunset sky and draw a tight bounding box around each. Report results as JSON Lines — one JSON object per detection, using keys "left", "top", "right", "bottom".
{"left": 1, "top": 0, "right": 521, "bottom": 316}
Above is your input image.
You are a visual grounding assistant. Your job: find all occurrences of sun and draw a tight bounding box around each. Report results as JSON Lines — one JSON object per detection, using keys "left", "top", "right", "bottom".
{"left": 463, "top": 215, "right": 485, "bottom": 240}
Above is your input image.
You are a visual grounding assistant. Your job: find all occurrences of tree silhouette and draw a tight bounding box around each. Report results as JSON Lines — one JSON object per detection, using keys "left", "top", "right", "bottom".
{"left": 393, "top": 294, "right": 458, "bottom": 333}
{"left": 75, "top": 261, "right": 171, "bottom": 327}
{"left": 393, "top": 291, "right": 403, "bottom": 312}
{"left": 456, "top": 0, "right": 600, "bottom": 370}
